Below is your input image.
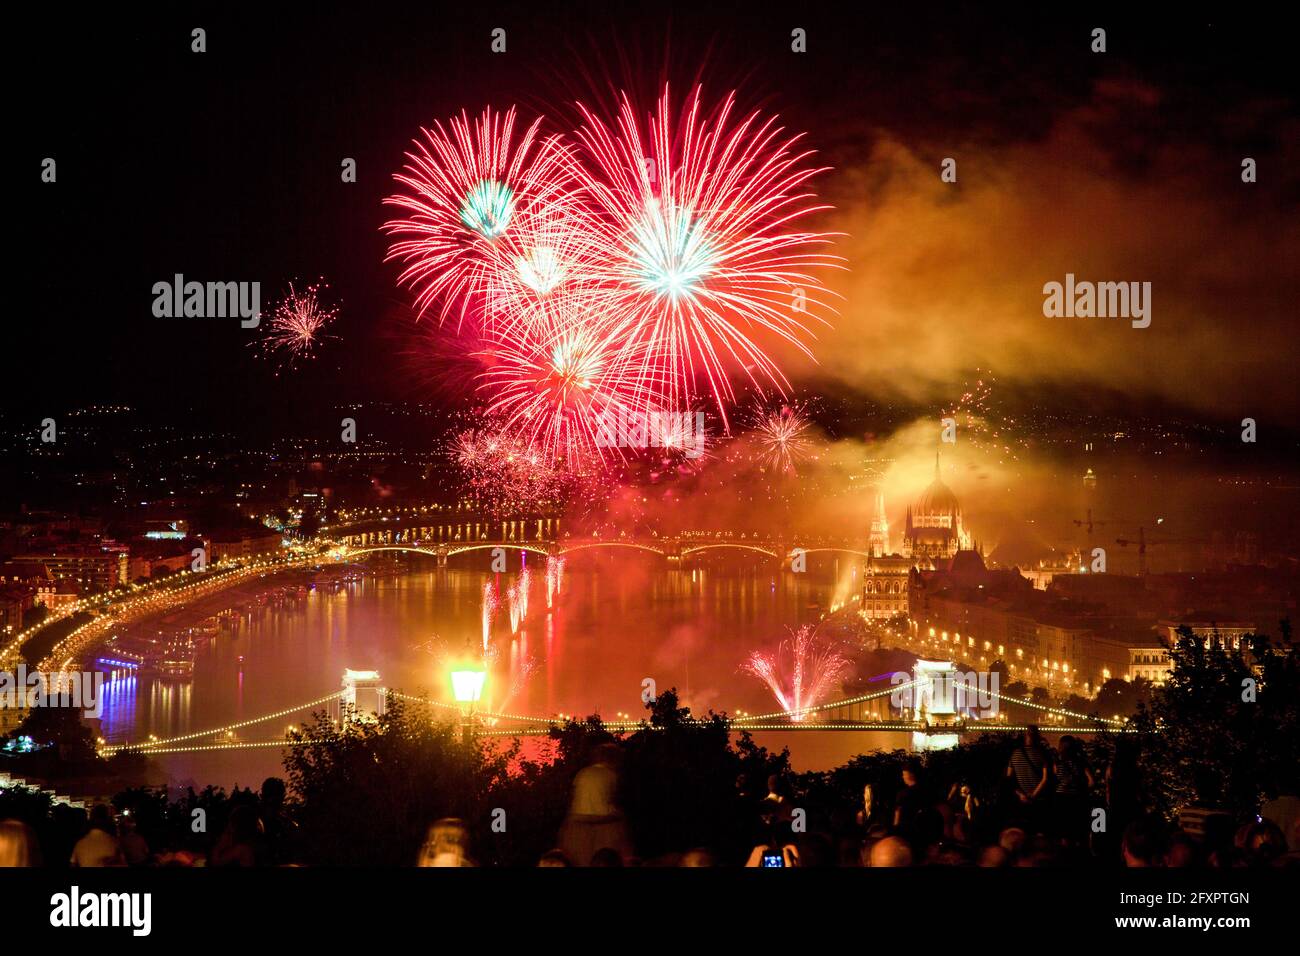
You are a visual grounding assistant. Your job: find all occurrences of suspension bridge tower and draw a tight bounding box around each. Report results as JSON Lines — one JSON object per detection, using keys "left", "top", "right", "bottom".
{"left": 911, "top": 658, "right": 962, "bottom": 752}
{"left": 340, "top": 669, "right": 387, "bottom": 725}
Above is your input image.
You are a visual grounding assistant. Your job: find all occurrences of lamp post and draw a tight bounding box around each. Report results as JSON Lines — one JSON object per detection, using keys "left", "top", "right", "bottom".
{"left": 450, "top": 664, "right": 486, "bottom": 743}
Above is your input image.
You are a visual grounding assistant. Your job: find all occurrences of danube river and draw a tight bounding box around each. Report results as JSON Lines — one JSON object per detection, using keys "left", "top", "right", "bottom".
{"left": 97, "top": 553, "right": 904, "bottom": 790}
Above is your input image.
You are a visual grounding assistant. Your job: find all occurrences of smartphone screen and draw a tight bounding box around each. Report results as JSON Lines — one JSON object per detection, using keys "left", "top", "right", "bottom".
{"left": 761, "top": 852, "right": 784, "bottom": 867}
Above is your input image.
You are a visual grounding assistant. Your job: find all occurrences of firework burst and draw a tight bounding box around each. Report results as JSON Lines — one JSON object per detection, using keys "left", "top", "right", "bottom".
{"left": 573, "top": 86, "right": 841, "bottom": 426}
{"left": 385, "top": 87, "right": 840, "bottom": 466}
{"left": 749, "top": 400, "right": 816, "bottom": 475}
{"left": 256, "top": 281, "right": 340, "bottom": 368}
{"left": 383, "top": 106, "right": 588, "bottom": 331}
{"left": 741, "top": 624, "right": 850, "bottom": 721}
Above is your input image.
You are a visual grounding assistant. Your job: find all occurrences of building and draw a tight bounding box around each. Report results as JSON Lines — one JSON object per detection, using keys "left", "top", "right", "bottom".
{"left": 907, "top": 550, "right": 1132, "bottom": 693}
{"left": 206, "top": 529, "right": 285, "bottom": 564}
{"left": 902, "top": 455, "right": 972, "bottom": 563}
{"left": 861, "top": 552, "right": 911, "bottom": 620}
{"left": 868, "top": 487, "right": 890, "bottom": 557}
{"left": 1128, "top": 641, "right": 1172, "bottom": 684}
{"left": 1157, "top": 617, "right": 1257, "bottom": 651}
{"left": 7, "top": 548, "right": 127, "bottom": 594}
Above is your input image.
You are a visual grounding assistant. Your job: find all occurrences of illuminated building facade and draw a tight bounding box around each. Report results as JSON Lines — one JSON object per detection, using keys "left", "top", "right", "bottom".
{"left": 862, "top": 553, "right": 911, "bottom": 621}
{"left": 903, "top": 456, "right": 972, "bottom": 562}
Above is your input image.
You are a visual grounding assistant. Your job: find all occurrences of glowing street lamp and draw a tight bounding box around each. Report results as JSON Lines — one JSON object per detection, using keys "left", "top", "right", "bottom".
{"left": 450, "top": 663, "right": 486, "bottom": 742}
{"left": 450, "top": 667, "right": 486, "bottom": 704}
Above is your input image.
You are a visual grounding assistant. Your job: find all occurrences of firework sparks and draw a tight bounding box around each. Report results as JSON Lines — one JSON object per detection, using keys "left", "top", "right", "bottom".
{"left": 750, "top": 401, "right": 816, "bottom": 475}
{"left": 451, "top": 417, "right": 590, "bottom": 517}
{"left": 573, "top": 86, "right": 841, "bottom": 426}
{"left": 256, "top": 281, "right": 340, "bottom": 368}
{"left": 480, "top": 580, "right": 499, "bottom": 652}
{"left": 506, "top": 566, "right": 532, "bottom": 633}
{"left": 545, "top": 555, "right": 566, "bottom": 608}
{"left": 383, "top": 106, "right": 588, "bottom": 331}
{"left": 741, "top": 624, "right": 850, "bottom": 721}
{"left": 385, "top": 87, "right": 840, "bottom": 465}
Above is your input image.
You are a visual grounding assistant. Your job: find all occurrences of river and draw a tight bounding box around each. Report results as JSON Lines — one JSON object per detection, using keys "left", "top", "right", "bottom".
{"left": 95, "top": 552, "right": 907, "bottom": 790}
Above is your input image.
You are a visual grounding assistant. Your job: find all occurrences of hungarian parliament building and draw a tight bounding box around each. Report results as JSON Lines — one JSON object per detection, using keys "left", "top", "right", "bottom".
{"left": 862, "top": 456, "right": 973, "bottom": 622}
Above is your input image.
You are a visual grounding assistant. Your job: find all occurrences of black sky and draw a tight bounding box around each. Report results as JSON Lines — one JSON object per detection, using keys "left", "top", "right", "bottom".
{"left": 13, "top": 2, "right": 1297, "bottom": 427}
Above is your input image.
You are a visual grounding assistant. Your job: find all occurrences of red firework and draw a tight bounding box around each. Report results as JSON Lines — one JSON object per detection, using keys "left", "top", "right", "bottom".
{"left": 383, "top": 106, "right": 588, "bottom": 330}
{"left": 385, "top": 88, "right": 839, "bottom": 466}
{"left": 475, "top": 297, "right": 666, "bottom": 464}
{"left": 572, "top": 86, "right": 841, "bottom": 426}
{"left": 742, "top": 624, "right": 850, "bottom": 721}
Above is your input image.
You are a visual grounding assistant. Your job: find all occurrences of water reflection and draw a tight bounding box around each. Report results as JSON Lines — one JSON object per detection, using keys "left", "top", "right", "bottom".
{"left": 100, "top": 558, "right": 898, "bottom": 786}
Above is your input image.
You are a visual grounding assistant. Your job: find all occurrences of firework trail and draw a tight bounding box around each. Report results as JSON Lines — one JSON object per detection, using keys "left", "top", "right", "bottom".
{"left": 741, "top": 624, "right": 850, "bottom": 721}
{"left": 545, "top": 555, "right": 566, "bottom": 608}
{"left": 255, "top": 281, "right": 340, "bottom": 368}
{"left": 505, "top": 566, "right": 532, "bottom": 633}
{"left": 480, "top": 580, "right": 499, "bottom": 652}
{"left": 482, "top": 644, "right": 539, "bottom": 723}
{"left": 749, "top": 400, "right": 816, "bottom": 475}
{"left": 516, "top": 566, "right": 531, "bottom": 622}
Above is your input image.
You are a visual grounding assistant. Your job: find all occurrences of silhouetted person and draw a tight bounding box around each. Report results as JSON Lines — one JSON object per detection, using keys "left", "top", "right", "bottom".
{"left": 71, "top": 804, "right": 124, "bottom": 867}
{"left": 1122, "top": 815, "right": 1167, "bottom": 867}
{"left": 893, "top": 761, "right": 926, "bottom": 844}
{"left": 1007, "top": 726, "right": 1052, "bottom": 832}
{"left": 1052, "top": 735, "right": 1094, "bottom": 846}
{"left": 1104, "top": 738, "right": 1141, "bottom": 861}
{"left": 211, "top": 804, "right": 265, "bottom": 867}
{"left": 869, "top": 836, "right": 913, "bottom": 867}
{"left": 417, "top": 817, "right": 475, "bottom": 867}
{"left": 117, "top": 813, "right": 150, "bottom": 866}
{"left": 558, "top": 742, "right": 632, "bottom": 866}
{"left": 0, "top": 819, "right": 40, "bottom": 867}
{"left": 259, "top": 776, "right": 297, "bottom": 863}
{"left": 760, "top": 773, "right": 795, "bottom": 829}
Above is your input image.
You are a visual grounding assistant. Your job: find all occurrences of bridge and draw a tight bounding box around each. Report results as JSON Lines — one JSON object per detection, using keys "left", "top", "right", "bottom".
{"left": 328, "top": 517, "right": 874, "bottom": 567}
{"left": 96, "top": 668, "right": 1132, "bottom": 758}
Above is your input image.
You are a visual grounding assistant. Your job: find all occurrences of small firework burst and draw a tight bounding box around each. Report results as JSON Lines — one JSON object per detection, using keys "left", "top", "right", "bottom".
{"left": 448, "top": 412, "right": 596, "bottom": 518}
{"left": 257, "top": 281, "right": 340, "bottom": 368}
{"left": 749, "top": 401, "right": 816, "bottom": 475}
{"left": 742, "top": 624, "right": 850, "bottom": 721}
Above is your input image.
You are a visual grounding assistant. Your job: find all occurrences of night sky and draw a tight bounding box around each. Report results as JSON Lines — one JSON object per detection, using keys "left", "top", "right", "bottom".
{"left": 14, "top": 3, "right": 1298, "bottom": 431}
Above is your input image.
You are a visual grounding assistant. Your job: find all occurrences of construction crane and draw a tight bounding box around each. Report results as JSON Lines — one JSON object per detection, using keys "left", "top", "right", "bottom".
{"left": 1114, "top": 525, "right": 1195, "bottom": 576}
{"left": 1114, "top": 527, "right": 1148, "bottom": 576}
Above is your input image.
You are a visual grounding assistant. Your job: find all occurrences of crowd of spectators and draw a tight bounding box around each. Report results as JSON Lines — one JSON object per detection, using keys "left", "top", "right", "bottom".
{"left": 3, "top": 726, "right": 1297, "bottom": 868}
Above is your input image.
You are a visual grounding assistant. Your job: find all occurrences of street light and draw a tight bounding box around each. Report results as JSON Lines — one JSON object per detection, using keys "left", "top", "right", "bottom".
{"left": 450, "top": 663, "right": 486, "bottom": 743}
